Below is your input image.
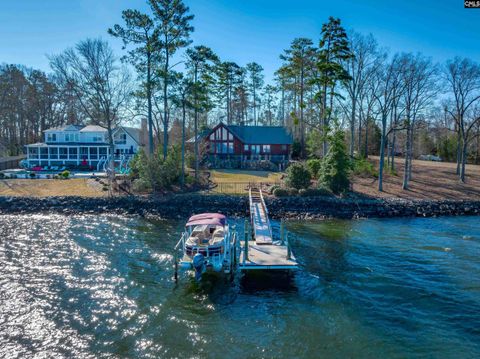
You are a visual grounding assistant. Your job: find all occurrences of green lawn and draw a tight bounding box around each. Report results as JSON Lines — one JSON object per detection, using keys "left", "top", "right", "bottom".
{"left": 207, "top": 169, "right": 283, "bottom": 194}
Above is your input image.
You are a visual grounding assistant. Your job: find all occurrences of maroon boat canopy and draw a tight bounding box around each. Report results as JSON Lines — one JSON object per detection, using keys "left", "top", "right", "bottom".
{"left": 186, "top": 213, "right": 226, "bottom": 227}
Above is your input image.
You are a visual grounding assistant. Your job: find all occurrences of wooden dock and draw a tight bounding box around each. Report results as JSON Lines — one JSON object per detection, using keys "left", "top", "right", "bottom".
{"left": 239, "top": 241, "right": 298, "bottom": 270}
{"left": 237, "top": 186, "right": 299, "bottom": 272}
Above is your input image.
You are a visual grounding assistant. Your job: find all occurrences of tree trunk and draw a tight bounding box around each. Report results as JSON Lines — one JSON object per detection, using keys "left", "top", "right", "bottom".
{"left": 402, "top": 122, "right": 411, "bottom": 190}
{"left": 460, "top": 138, "right": 467, "bottom": 183}
{"left": 378, "top": 114, "right": 387, "bottom": 192}
{"left": 364, "top": 118, "right": 369, "bottom": 159}
{"left": 350, "top": 96, "right": 356, "bottom": 158}
{"left": 181, "top": 97, "right": 186, "bottom": 187}
{"left": 147, "top": 52, "right": 154, "bottom": 155}
{"left": 456, "top": 130, "right": 461, "bottom": 175}
{"left": 163, "top": 46, "right": 169, "bottom": 159}
{"left": 194, "top": 66, "right": 199, "bottom": 181}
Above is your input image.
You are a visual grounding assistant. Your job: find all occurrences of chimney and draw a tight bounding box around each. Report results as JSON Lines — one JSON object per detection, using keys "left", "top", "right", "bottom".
{"left": 140, "top": 118, "right": 148, "bottom": 147}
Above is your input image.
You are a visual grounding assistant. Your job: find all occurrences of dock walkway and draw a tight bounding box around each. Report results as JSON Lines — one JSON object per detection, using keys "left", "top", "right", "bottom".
{"left": 238, "top": 186, "right": 298, "bottom": 271}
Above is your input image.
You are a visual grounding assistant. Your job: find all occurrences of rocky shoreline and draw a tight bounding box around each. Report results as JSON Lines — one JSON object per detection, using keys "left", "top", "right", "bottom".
{"left": 1, "top": 194, "right": 480, "bottom": 220}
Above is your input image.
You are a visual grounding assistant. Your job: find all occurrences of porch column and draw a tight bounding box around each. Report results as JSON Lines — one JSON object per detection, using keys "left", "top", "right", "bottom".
{"left": 88, "top": 146, "right": 91, "bottom": 166}
{"left": 77, "top": 146, "right": 80, "bottom": 165}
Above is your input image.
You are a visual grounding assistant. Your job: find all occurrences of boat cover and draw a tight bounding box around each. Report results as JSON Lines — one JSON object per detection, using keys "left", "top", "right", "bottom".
{"left": 186, "top": 213, "right": 226, "bottom": 227}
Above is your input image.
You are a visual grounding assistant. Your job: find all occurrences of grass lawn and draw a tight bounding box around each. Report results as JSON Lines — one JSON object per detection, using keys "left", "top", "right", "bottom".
{"left": 207, "top": 169, "right": 283, "bottom": 195}
{"left": 209, "top": 169, "right": 283, "bottom": 183}
{"left": 0, "top": 178, "right": 108, "bottom": 197}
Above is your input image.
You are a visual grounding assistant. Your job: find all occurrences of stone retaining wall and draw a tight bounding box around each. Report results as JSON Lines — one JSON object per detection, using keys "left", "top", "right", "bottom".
{"left": 1, "top": 195, "right": 479, "bottom": 220}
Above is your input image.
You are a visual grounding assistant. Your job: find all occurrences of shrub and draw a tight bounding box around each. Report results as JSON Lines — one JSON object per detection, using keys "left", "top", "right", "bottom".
{"left": 0, "top": 173, "right": 5, "bottom": 179}
{"left": 269, "top": 185, "right": 280, "bottom": 195}
{"left": 273, "top": 188, "right": 289, "bottom": 197}
{"left": 29, "top": 172, "right": 36, "bottom": 179}
{"left": 288, "top": 188, "right": 299, "bottom": 196}
{"left": 352, "top": 158, "right": 377, "bottom": 178}
{"left": 134, "top": 146, "right": 182, "bottom": 192}
{"left": 285, "top": 163, "right": 311, "bottom": 189}
{"left": 132, "top": 178, "right": 151, "bottom": 192}
{"left": 306, "top": 159, "right": 322, "bottom": 179}
{"left": 318, "top": 125, "right": 351, "bottom": 194}
{"left": 299, "top": 187, "right": 332, "bottom": 197}
{"left": 61, "top": 170, "right": 70, "bottom": 179}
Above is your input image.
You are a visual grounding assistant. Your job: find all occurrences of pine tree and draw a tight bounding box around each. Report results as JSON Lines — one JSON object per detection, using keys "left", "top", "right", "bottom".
{"left": 316, "top": 17, "right": 353, "bottom": 155}
{"left": 109, "top": 9, "right": 160, "bottom": 155}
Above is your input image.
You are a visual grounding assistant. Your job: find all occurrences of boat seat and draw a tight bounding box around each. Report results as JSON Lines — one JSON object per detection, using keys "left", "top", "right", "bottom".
{"left": 186, "top": 235, "right": 199, "bottom": 246}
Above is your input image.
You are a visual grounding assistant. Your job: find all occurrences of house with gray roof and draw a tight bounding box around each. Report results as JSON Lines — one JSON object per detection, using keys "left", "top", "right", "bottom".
{"left": 25, "top": 124, "right": 144, "bottom": 170}
{"left": 191, "top": 122, "right": 293, "bottom": 166}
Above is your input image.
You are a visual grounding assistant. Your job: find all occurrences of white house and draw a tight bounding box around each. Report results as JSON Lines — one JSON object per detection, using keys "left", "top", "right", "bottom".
{"left": 25, "top": 124, "right": 143, "bottom": 169}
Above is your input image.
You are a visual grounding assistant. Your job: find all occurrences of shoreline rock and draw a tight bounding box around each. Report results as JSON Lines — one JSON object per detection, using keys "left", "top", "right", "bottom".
{"left": 1, "top": 194, "right": 479, "bottom": 220}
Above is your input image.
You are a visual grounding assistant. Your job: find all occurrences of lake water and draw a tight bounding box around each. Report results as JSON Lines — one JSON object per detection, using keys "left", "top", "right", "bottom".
{"left": 0, "top": 214, "right": 479, "bottom": 358}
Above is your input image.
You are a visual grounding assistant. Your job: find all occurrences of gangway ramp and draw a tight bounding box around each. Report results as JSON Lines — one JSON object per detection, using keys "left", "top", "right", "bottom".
{"left": 249, "top": 187, "right": 273, "bottom": 245}
{"left": 238, "top": 186, "right": 299, "bottom": 272}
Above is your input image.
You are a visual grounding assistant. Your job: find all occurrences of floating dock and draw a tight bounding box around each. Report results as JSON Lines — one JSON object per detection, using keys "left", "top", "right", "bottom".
{"left": 238, "top": 187, "right": 299, "bottom": 271}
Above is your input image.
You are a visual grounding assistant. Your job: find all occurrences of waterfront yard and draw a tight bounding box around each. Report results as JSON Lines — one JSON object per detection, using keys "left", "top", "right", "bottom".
{"left": 353, "top": 157, "right": 480, "bottom": 200}
{"left": 0, "top": 178, "right": 108, "bottom": 197}
{"left": 207, "top": 169, "right": 283, "bottom": 194}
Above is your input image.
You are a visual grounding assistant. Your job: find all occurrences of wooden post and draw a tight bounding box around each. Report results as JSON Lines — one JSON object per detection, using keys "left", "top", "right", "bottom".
{"left": 244, "top": 219, "right": 249, "bottom": 263}
{"left": 286, "top": 232, "right": 291, "bottom": 260}
{"left": 174, "top": 251, "right": 178, "bottom": 283}
{"left": 280, "top": 219, "right": 285, "bottom": 245}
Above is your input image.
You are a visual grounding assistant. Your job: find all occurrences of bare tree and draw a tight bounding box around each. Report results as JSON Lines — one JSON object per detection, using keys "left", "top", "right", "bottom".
{"left": 344, "top": 31, "right": 380, "bottom": 157}
{"left": 399, "top": 53, "right": 438, "bottom": 190}
{"left": 49, "top": 38, "right": 131, "bottom": 184}
{"left": 444, "top": 57, "right": 480, "bottom": 183}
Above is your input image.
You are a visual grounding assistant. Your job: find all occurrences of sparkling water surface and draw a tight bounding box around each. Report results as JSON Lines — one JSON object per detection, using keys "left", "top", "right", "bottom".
{"left": 1, "top": 214, "right": 479, "bottom": 358}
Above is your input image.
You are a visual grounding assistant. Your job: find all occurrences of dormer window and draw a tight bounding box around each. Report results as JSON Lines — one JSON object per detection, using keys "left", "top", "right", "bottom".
{"left": 46, "top": 133, "right": 56, "bottom": 142}
{"left": 65, "top": 133, "right": 79, "bottom": 142}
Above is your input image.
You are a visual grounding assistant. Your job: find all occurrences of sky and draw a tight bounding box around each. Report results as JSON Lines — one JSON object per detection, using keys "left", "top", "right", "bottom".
{"left": 0, "top": 0, "right": 479, "bottom": 83}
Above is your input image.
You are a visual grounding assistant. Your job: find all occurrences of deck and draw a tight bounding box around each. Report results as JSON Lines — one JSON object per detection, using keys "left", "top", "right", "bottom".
{"left": 239, "top": 241, "right": 298, "bottom": 270}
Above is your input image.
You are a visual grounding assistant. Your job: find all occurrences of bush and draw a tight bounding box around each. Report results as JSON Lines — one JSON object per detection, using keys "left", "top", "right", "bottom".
{"left": 60, "top": 170, "right": 70, "bottom": 179}
{"left": 285, "top": 163, "right": 311, "bottom": 189}
{"left": 29, "top": 172, "right": 36, "bottom": 179}
{"left": 0, "top": 173, "right": 5, "bottom": 179}
{"left": 132, "top": 178, "right": 151, "bottom": 192}
{"left": 134, "top": 146, "right": 182, "bottom": 192}
{"left": 269, "top": 185, "right": 280, "bottom": 195}
{"left": 288, "top": 188, "right": 299, "bottom": 196}
{"left": 352, "top": 158, "right": 377, "bottom": 178}
{"left": 273, "top": 188, "right": 289, "bottom": 197}
{"left": 299, "top": 187, "right": 332, "bottom": 197}
{"left": 306, "top": 159, "right": 322, "bottom": 179}
{"left": 318, "top": 125, "right": 351, "bottom": 194}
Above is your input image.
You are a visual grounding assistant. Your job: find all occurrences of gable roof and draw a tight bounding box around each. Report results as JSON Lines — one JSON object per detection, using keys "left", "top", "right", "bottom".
{"left": 119, "top": 126, "right": 141, "bottom": 145}
{"left": 44, "top": 124, "right": 83, "bottom": 132}
{"left": 226, "top": 125, "right": 292, "bottom": 145}
{"left": 80, "top": 125, "right": 107, "bottom": 133}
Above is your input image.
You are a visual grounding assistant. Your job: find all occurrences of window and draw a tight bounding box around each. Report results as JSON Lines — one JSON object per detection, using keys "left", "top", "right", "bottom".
{"left": 251, "top": 145, "right": 260, "bottom": 154}
{"left": 68, "top": 148, "right": 77, "bottom": 159}
{"left": 49, "top": 147, "right": 58, "bottom": 159}
{"left": 281, "top": 145, "right": 287, "bottom": 151}
{"left": 228, "top": 132, "right": 233, "bottom": 140}
{"left": 228, "top": 143, "right": 234, "bottom": 154}
{"left": 115, "top": 133, "right": 127, "bottom": 145}
{"left": 59, "top": 148, "right": 68, "bottom": 159}
{"left": 210, "top": 133, "right": 215, "bottom": 140}
{"left": 64, "top": 133, "right": 79, "bottom": 142}
{"left": 262, "top": 145, "right": 271, "bottom": 154}
{"left": 92, "top": 135, "right": 103, "bottom": 142}
{"left": 89, "top": 147, "right": 98, "bottom": 159}
{"left": 47, "top": 133, "right": 57, "bottom": 142}
{"left": 222, "top": 128, "right": 228, "bottom": 140}
{"left": 244, "top": 144, "right": 249, "bottom": 151}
